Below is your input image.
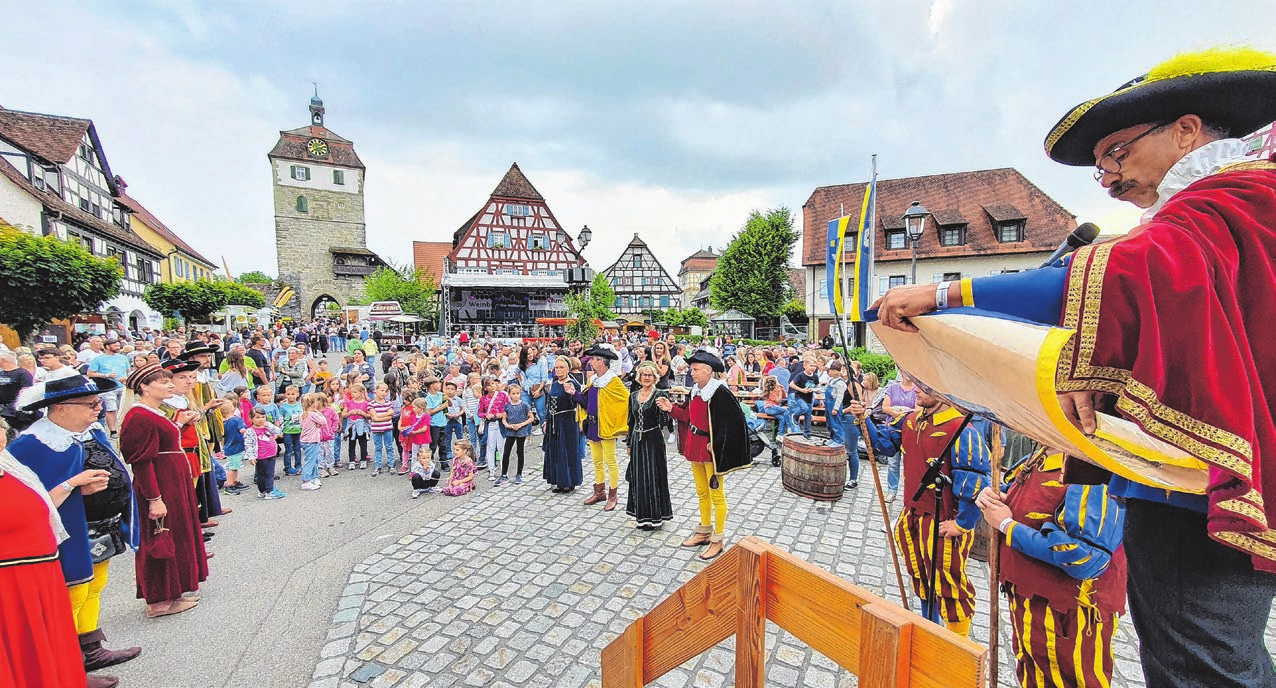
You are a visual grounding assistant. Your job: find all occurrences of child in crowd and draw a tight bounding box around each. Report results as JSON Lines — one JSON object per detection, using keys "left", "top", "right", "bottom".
{"left": 441, "top": 439, "right": 476, "bottom": 496}
{"left": 319, "top": 392, "right": 339, "bottom": 478}
{"left": 496, "top": 383, "right": 533, "bottom": 487}
{"left": 386, "top": 374, "right": 405, "bottom": 464}
{"left": 477, "top": 377, "right": 507, "bottom": 477}
{"left": 312, "top": 359, "right": 333, "bottom": 390}
{"left": 280, "top": 385, "right": 304, "bottom": 476}
{"left": 253, "top": 384, "right": 282, "bottom": 425}
{"left": 323, "top": 378, "right": 344, "bottom": 469}
{"left": 221, "top": 391, "right": 249, "bottom": 494}
{"left": 235, "top": 385, "right": 252, "bottom": 428}
{"left": 244, "top": 407, "right": 286, "bottom": 500}
{"left": 368, "top": 383, "right": 396, "bottom": 476}
{"left": 823, "top": 361, "right": 848, "bottom": 446}
{"left": 423, "top": 377, "right": 449, "bottom": 468}
{"left": 755, "top": 376, "right": 791, "bottom": 436}
{"left": 410, "top": 447, "right": 441, "bottom": 499}
{"left": 342, "top": 383, "right": 372, "bottom": 469}
{"left": 399, "top": 397, "right": 432, "bottom": 472}
{"left": 444, "top": 381, "right": 463, "bottom": 467}
{"left": 461, "top": 373, "right": 483, "bottom": 466}
{"left": 299, "top": 392, "right": 327, "bottom": 490}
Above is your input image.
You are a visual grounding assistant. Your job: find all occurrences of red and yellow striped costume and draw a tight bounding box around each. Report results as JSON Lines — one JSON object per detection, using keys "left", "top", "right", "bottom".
{"left": 891, "top": 406, "right": 990, "bottom": 636}
{"left": 1000, "top": 451, "right": 1126, "bottom": 688}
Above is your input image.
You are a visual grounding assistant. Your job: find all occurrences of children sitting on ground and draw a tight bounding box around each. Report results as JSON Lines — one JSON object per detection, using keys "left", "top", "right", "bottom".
{"left": 299, "top": 392, "right": 327, "bottom": 491}
{"left": 244, "top": 407, "right": 286, "bottom": 500}
{"left": 441, "top": 439, "right": 476, "bottom": 496}
{"left": 410, "top": 447, "right": 442, "bottom": 498}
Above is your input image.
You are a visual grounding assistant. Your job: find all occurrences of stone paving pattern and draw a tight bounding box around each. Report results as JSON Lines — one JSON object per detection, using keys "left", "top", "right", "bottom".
{"left": 309, "top": 439, "right": 1276, "bottom": 687}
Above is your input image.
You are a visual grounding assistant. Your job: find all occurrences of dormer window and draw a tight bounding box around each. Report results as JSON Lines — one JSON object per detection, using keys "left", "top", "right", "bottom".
{"left": 998, "top": 221, "right": 1026, "bottom": 243}
{"left": 504, "top": 204, "right": 531, "bottom": 217}
{"left": 886, "top": 230, "right": 907, "bottom": 251}
{"left": 939, "top": 224, "right": 967, "bottom": 247}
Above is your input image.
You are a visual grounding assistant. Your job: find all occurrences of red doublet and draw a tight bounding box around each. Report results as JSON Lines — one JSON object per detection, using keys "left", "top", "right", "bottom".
{"left": 901, "top": 409, "right": 963, "bottom": 520}
{"left": 178, "top": 421, "right": 200, "bottom": 480}
{"left": 670, "top": 395, "right": 711, "bottom": 463}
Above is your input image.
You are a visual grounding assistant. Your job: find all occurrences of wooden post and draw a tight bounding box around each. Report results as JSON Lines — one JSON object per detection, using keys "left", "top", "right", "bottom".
{"left": 987, "top": 425, "right": 1004, "bottom": 688}
{"left": 857, "top": 415, "right": 911, "bottom": 610}
{"left": 601, "top": 618, "right": 645, "bottom": 688}
{"left": 736, "top": 539, "right": 769, "bottom": 688}
{"left": 859, "top": 603, "right": 913, "bottom": 688}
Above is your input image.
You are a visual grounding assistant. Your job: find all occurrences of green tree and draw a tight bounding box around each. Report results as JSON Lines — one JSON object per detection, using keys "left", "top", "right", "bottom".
{"left": 565, "top": 273, "right": 616, "bottom": 342}
{"left": 0, "top": 224, "right": 123, "bottom": 344}
{"left": 710, "top": 207, "right": 799, "bottom": 319}
{"left": 359, "top": 263, "right": 437, "bottom": 318}
{"left": 680, "top": 308, "right": 708, "bottom": 328}
{"left": 237, "top": 270, "right": 274, "bottom": 284}
{"left": 780, "top": 297, "right": 806, "bottom": 322}
{"left": 143, "top": 281, "right": 225, "bottom": 323}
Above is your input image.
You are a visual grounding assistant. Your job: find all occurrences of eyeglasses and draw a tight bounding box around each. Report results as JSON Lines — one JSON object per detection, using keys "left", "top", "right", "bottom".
{"left": 63, "top": 399, "right": 104, "bottom": 409}
{"left": 1093, "top": 122, "right": 1171, "bottom": 181}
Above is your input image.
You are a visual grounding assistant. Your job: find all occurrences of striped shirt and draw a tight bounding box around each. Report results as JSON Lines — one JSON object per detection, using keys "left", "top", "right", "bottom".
{"left": 368, "top": 400, "right": 395, "bottom": 433}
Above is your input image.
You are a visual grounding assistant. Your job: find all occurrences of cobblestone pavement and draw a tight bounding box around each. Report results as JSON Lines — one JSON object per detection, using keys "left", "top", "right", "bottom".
{"left": 309, "top": 438, "right": 1276, "bottom": 688}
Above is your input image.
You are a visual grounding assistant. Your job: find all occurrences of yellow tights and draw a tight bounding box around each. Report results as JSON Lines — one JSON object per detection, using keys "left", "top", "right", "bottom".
{"left": 589, "top": 438, "right": 620, "bottom": 488}
{"left": 67, "top": 560, "right": 111, "bottom": 634}
{"left": 690, "top": 462, "right": 727, "bottom": 535}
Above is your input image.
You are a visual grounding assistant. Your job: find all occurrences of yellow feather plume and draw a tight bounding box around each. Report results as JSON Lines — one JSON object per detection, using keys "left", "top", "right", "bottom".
{"left": 1147, "top": 46, "right": 1276, "bottom": 82}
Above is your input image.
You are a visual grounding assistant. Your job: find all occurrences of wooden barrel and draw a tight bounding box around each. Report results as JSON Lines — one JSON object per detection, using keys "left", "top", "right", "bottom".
{"left": 781, "top": 435, "right": 847, "bottom": 502}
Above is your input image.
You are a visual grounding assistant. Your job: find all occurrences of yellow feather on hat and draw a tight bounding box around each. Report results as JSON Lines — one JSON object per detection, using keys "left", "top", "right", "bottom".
{"left": 1146, "top": 46, "right": 1276, "bottom": 82}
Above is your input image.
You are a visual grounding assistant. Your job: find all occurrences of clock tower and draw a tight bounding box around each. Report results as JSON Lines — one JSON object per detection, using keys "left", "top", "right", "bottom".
{"left": 268, "top": 91, "right": 384, "bottom": 320}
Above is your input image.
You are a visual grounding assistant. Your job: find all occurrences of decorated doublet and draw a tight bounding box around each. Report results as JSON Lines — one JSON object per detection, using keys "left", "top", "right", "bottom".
{"left": 889, "top": 407, "right": 990, "bottom": 627}
{"left": 680, "top": 395, "right": 712, "bottom": 464}
{"left": 668, "top": 380, "right": 752, "bottom": 476}
{"left": 573, "top": 375, "right": 628, "bottom": 443}
{"left": 1000, "top": 450, "right": 1126, "bottom": 688}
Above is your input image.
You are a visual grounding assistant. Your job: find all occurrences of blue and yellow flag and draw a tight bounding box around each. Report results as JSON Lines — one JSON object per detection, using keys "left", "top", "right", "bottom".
{"left": 848, "top": 179, "right": 875, "bottom": 322}
{"left": 825, "top": 215, "right": 851, "bottom": 316}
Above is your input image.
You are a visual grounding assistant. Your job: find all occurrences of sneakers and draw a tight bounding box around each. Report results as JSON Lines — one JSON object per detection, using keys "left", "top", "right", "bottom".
{"left": 260, "top": 489, "right": 287, "bottom": 500}
{"left": 360, "top": 460, "right": 369, "bottom": 470}
{"left": 513, "top": 474, "right": 523, "bottom": 485}
{"left": 884, "top": 492, "right": 896, "bottom": 504}
{"left": 300, "top": 481, "right": 321, "bottom": 491}
{"left": 411, "top": 489, "right": 424, "bottom": 499}
{"left": 845, "top": 480, "right": 858, "bottom": 489}
{"left": 372, "top": 469, "right": 381, "bottom": 477}
{"left": 348, "top": 463, "right": 358, "bottom": 472}
{"left": 426, "top": 486, "right": 442, "bottom": 493}
{"left": 494, "top": 475, "right": 509, "bottom": 487}
{"left": 285, "top": 468, "right": 300, "bottom": 476}
{"left": 319, "top": 469, "right": 330, "bottom": 478}
{"left": 397, "top": 467, "right": 409, "bottom": 476}
{"left": 474, "top": 464, "right": 487, "bottom": 471}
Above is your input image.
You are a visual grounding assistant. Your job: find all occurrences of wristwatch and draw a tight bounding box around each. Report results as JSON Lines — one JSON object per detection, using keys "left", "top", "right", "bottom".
{"left": 59, "top": 481, "right": 74, "bottom": 492}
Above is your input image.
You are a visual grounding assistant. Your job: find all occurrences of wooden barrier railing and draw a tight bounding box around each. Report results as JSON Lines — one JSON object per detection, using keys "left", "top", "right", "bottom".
{"left": 601, "top": 536, "right": 987, "bottom": 688}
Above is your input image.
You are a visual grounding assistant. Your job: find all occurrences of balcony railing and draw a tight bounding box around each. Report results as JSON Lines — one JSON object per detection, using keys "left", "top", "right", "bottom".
{"left": 333, "top": 264, "right": 378, "bottom": 276}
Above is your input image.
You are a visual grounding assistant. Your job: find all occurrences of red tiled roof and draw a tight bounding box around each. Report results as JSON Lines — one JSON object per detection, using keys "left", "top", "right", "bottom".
{"left": 801, "top": 167, "right": 1076, "bottom": 265}
{"left": 115, "top": 180, "right": 215, "bottom": 267}
{"left": 268, "top": 124, "right": 364, "bottom": 169}
{"left": 0, "top": 107, "right": 90, "bottom": 164}
{"left": 412, "top": 241, "right": 450, "bottom": 286}
{"left": 787, "top": 268, "right": 806, "bottom": 298}
{"left": 0, "top": 160, "right": 162, "bottom": 257}
{"left": 490, "top": 163, "right": 544, "bottom": 201}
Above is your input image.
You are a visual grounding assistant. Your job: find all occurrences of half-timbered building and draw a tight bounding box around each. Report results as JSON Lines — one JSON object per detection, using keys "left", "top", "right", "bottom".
{"left": 439, "top": 163, "right": 588, "bottom": 337}
{"left": 602, "top": 234, "right": 680, "bottom": 315}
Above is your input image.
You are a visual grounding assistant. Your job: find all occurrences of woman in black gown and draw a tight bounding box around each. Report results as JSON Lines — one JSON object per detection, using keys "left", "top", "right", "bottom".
{"left": 625, "top": 362, "right": 673, "bottom": 529}
{"left": 542, "top": 357, "right": 583, "bottom": 493}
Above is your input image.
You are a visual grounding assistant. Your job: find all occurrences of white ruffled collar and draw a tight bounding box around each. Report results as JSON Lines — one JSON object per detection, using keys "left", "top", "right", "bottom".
{"left": 691, "top": 377, "right": 725, "bottom": 402}
{"left": 592, "top": 369, "right": 618, "bottom": 388}
{"left": 165, "top": 395, "right": 190, "bottom": 409}
{"left": 23, "top": 417, "right": 101, "bottom": 452}
{"left": 1142, "top": 138, "right": 1249, "bottom": 222}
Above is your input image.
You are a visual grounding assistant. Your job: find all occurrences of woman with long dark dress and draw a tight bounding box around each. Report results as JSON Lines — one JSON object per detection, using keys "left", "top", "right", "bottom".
{"left": 625, "top": 362, "right": 674, "bottom": 529}
{"left": 119, "top": 363, "right": 208, "bottom": 618}
{"left": 542, "top": 357, "right": 583, "bottom": 493}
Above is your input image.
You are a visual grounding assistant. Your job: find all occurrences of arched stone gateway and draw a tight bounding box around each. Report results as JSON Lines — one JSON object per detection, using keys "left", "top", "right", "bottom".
{"left": 312, "top": 294, "right": 340, "bottom": 319}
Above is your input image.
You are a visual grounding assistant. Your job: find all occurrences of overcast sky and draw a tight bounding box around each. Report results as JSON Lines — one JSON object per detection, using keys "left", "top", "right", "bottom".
{"left": 5, "top": 1, "right": 1275, "bottom": 277}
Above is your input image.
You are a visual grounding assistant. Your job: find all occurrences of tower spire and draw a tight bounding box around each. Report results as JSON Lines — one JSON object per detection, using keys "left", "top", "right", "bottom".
{"left": 309, "top": 84, "right": 325, "bottom": 126}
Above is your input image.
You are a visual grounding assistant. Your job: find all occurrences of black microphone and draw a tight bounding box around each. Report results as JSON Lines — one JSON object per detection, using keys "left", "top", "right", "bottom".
{"left": 1037, "top": 222, "right": 1100, "bottom": 268}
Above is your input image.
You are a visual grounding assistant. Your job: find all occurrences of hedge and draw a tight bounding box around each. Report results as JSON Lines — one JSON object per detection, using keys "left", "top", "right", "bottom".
{"left": 835, "top": 346, "right": 897, "bottom": 382}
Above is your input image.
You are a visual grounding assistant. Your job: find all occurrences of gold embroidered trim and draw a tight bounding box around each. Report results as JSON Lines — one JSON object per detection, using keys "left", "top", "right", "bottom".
{"left": 1054, "top": 235, "right": 1256, "bottom": 482}
{"left": 1218, "top": 160, "right": 1276, "bottom": 174}
{"left": 1214, "top": 531, "right": 1276, "bottom": 562}
{"left": 1217, "top": 498, "right": 1266, "bottom": 527}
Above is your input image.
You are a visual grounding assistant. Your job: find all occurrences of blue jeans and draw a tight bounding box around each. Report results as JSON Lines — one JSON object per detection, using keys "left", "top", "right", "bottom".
{"left": 842, "top": 419, "right": 861, "bottom": 483}
{"left": 465, "top": 416, "right": 481, "bottom": 460}
{"left": 886, "top": 450, "right": 902, "bottom": 494}
{"left": 282, "top": 433, "right": 301, "bottom": 472}
{"left": 442, "top": 421, "right": 460, "bottom": 460}
{"left": 372, "top": 430, "right": 394, "bottom": 470}
{"left": 755, "top": 402, "right": 791, "bottom": 434}
{"left": 254, "top": 456, "right": 277, "bottom": 495}
{"left": 788, "top": 395, "right": 813, "bottom": 437}
{"left": 301, "top": 442, "right": 320, "bottom": 482}
{"left": 331, "top": 431, "right": 343, "bottom": 466}
{"left": 826, "top": 410, "right": 844, "bottom": 445}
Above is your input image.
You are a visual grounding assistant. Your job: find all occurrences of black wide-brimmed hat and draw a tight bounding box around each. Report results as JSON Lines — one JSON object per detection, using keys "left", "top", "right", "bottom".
{"left": 178, "top": 340, "right": 216, "bottom": 359}
{"left": 161, "top": 357, "right": 200, "bottom": 374}
{"left": 687, "top": 347, "right": 725, "bottom": 373}
{"left": 20, "top": 374, "right": 121, "bottom": 412}
{"left": 1045, "top": 47, "right": 1276, "bottom": 166}
{"left": 583, "top": 344, "right": 618, "bottom": 361}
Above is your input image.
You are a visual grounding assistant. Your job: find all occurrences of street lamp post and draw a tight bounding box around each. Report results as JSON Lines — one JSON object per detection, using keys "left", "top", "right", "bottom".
{"left": 902, "top": 200, "right": 931, "bottom": 285}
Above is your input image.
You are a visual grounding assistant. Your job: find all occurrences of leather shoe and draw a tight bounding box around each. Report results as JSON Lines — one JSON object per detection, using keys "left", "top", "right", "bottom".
{"left": 87, "top": 674, "right": 119, "bottom": 688}
{"left": 80, "top": 629, "right": 141, "bottom": 672}
{"left": 681, "top": 531, "right": 711, "bottom": 548}
{"left": 699, "top": 540, "right": 725, "bottom": 560}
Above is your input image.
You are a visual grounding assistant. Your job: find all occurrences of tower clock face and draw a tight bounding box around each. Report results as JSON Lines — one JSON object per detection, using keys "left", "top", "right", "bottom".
{"left": 307, "top": 138, "right": 329, "bottom": 158}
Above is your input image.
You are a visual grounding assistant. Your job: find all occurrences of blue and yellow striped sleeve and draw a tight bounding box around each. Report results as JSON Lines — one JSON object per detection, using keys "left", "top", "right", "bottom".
{"left": 950, "top": 427, "right": 991, "bottom": 531}
{"left": 1007, "top": 482, "right": 1125, "bottom": 580}
{"left": 960, "top": 261, "right": 1068, "bottom": 326}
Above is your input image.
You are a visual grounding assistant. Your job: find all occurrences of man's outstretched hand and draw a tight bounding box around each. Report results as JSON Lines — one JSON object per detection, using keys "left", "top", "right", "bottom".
{"left": 872, "top": 285, "right": 939, "bottom": 333}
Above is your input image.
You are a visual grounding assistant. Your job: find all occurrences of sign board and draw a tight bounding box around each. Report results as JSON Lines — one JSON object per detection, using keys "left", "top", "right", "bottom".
{"left": 1243, "top": 121, "right": 1276, "bottom": 161}
{"left": 369, "top": 301, "right": 405, "bottom": 320}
